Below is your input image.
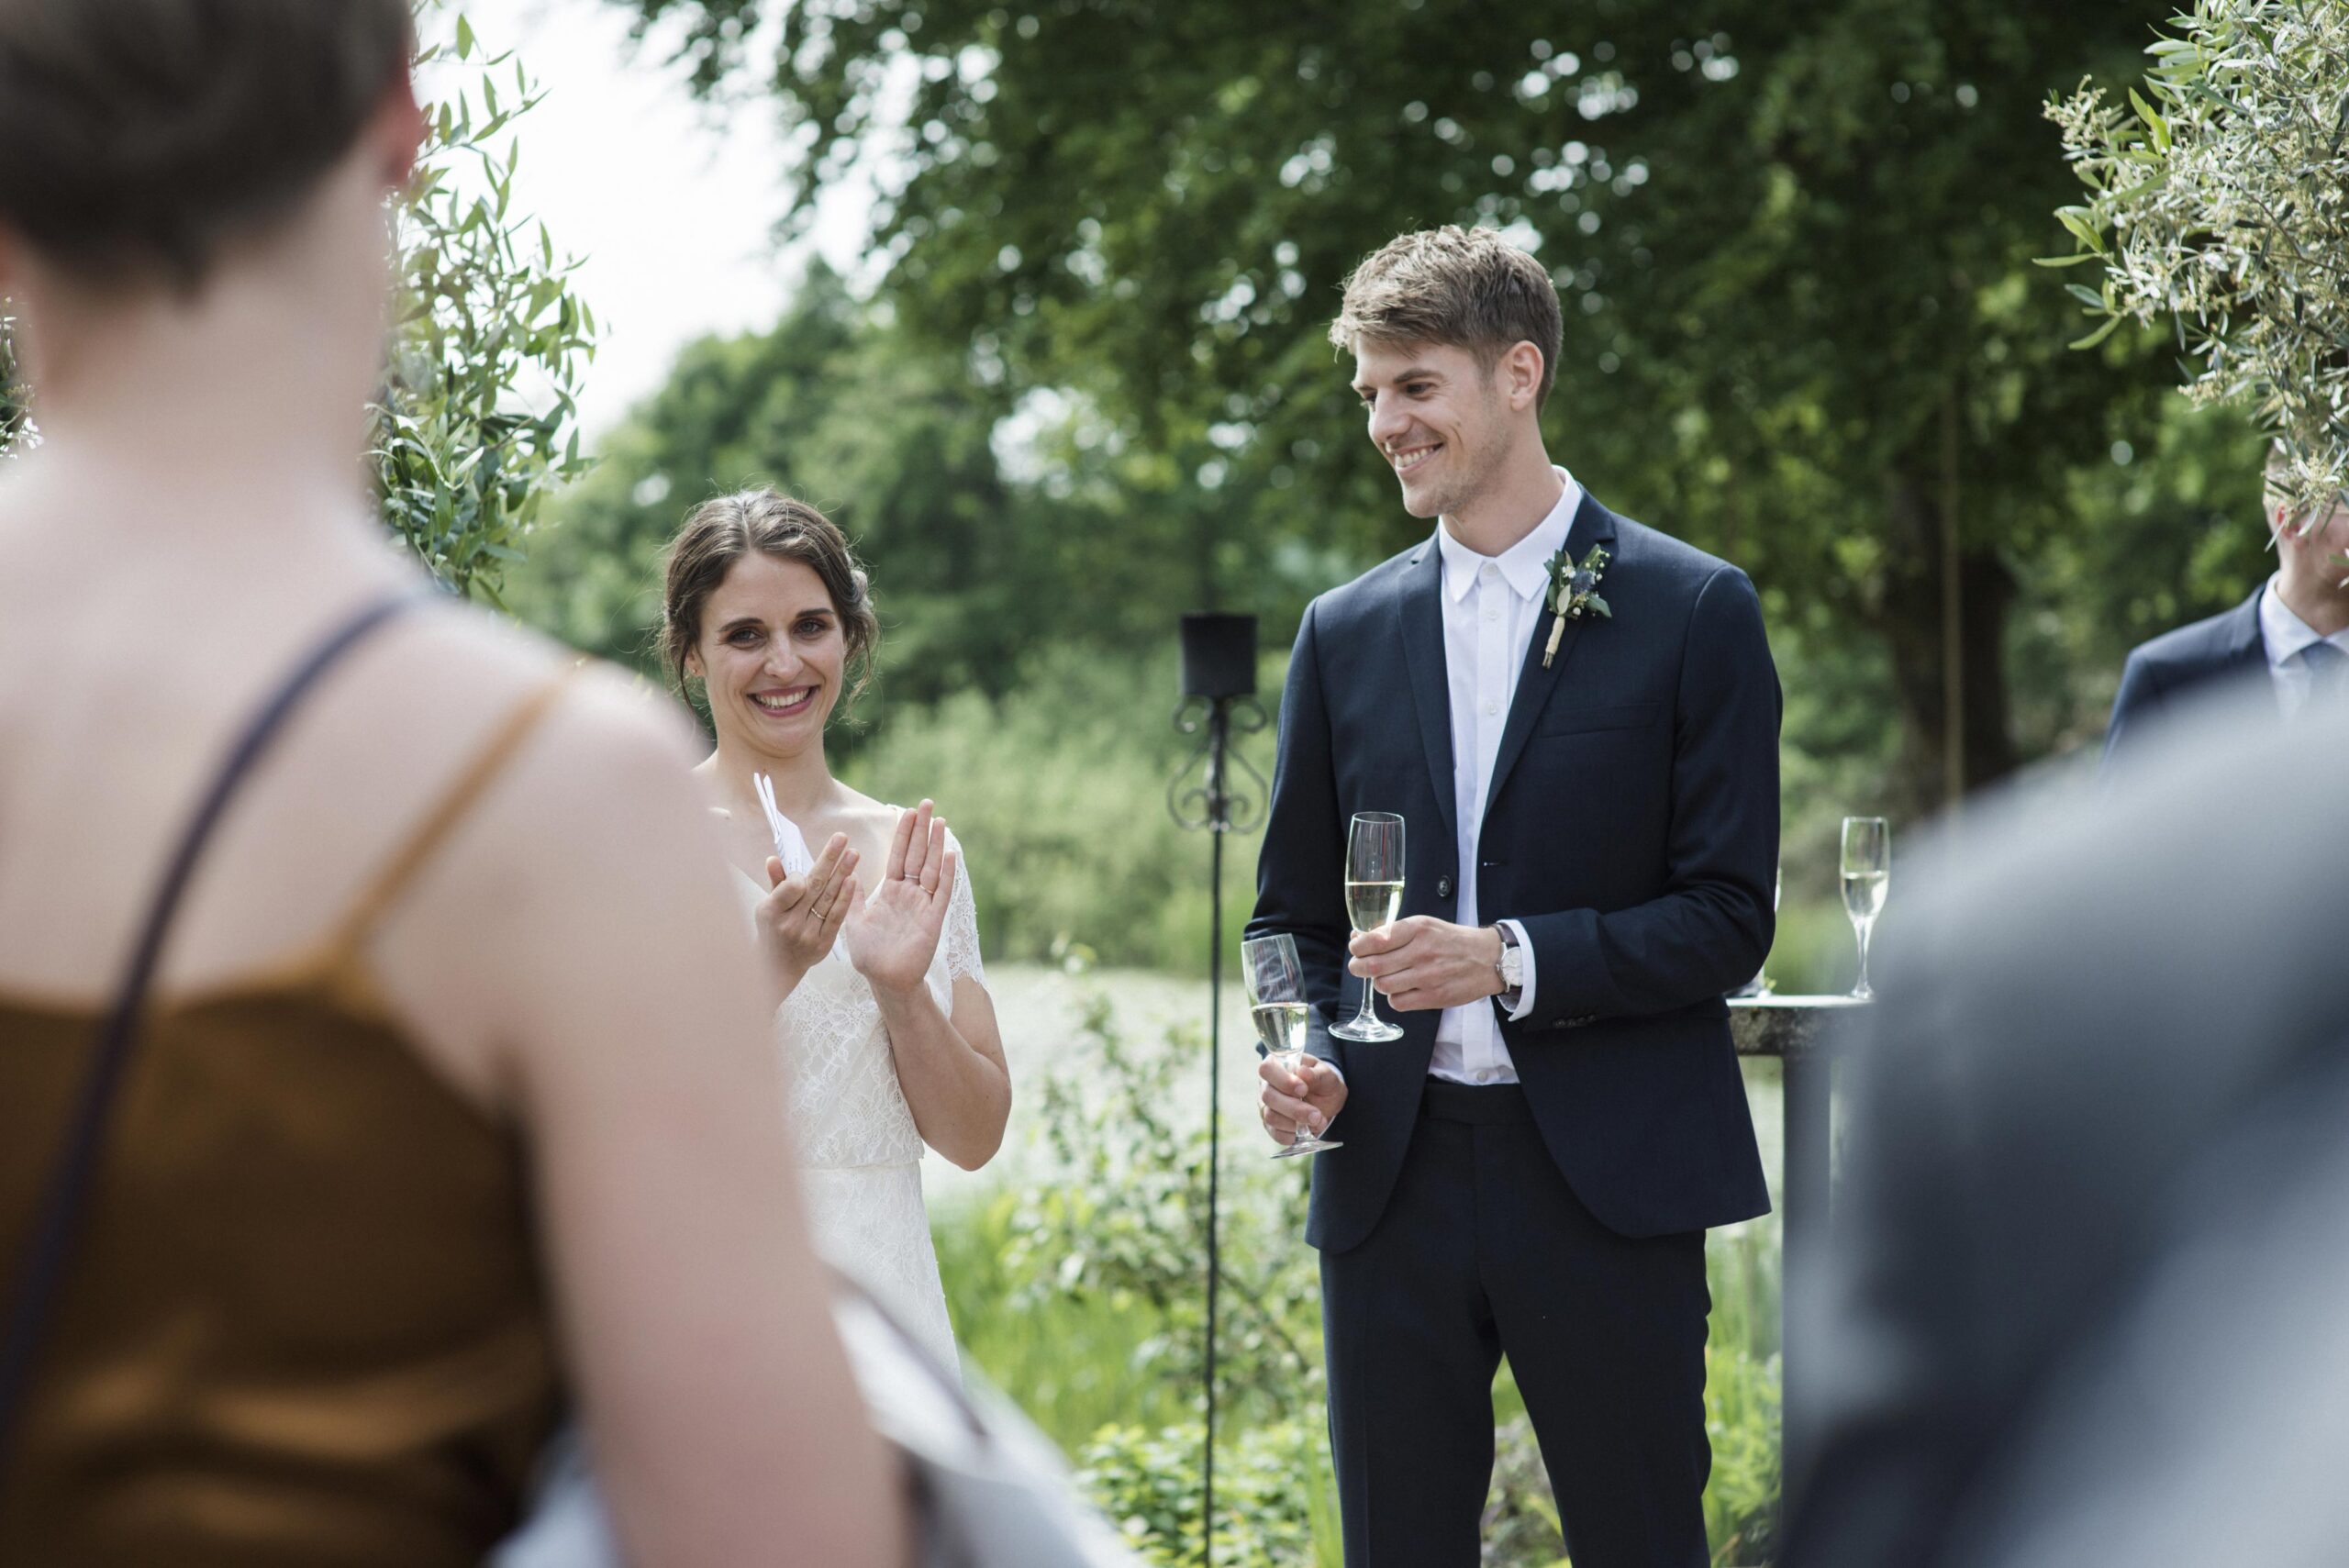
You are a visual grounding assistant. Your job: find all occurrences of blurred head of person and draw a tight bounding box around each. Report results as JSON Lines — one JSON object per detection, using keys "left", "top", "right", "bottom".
{"left": 0, "top": 0, "right": 420, "bottom": 415}
{"left": 662, "top": 489, "right": 880, "bottom": 762}
{"left": 1329, "top": 225, "right": 1562, "bottom": 523}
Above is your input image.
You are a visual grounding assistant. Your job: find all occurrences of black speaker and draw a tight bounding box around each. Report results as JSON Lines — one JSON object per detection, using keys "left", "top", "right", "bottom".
{"left": 1179, "top": 614, "right": 1257, "bottom": 700}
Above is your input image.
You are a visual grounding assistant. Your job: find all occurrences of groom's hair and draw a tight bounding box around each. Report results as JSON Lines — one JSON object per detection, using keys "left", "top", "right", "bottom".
{"left": 0, "top": 0, "right": 413, "bottom": 290}
{"left": 1330, "top": 226, "right": 1564, "bottom": 412}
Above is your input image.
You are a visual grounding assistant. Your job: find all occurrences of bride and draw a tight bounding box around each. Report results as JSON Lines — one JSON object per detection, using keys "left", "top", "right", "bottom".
{"left": 662, "top": 488, "right": 1010, "bottom": 1370}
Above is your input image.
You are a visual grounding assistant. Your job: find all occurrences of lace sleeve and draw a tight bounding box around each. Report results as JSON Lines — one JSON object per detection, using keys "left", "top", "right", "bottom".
{"left": 941, "top": 830, "right": 986, "bottom": 990}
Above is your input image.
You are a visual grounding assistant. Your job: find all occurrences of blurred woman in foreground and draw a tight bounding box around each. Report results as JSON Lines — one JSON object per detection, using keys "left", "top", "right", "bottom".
{"left": 0, "top": 2, "right": 902, "bottom": 1562}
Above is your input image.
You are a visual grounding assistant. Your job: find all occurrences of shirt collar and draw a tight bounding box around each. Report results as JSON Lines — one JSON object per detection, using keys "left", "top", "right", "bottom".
{"left": 2257, "top": 574, "right": 2349, "bottom": 667}
{"left": 1436, "top": 468, "right": 1585, "bottom": 605}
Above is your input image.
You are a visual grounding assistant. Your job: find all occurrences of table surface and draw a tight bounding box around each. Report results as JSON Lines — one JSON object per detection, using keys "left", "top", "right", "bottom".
{"left": 1729, "top": 993, "right": 1867, "bottom": 1055}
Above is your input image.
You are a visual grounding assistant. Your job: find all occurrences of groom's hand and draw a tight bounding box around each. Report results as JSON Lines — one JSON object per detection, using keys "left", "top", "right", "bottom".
{"left": 1260, "top": 1054, "right": 1346, "bottom": 1147}
{"left": 1349, "top": 917, "right": 1505, "bottom": 1012}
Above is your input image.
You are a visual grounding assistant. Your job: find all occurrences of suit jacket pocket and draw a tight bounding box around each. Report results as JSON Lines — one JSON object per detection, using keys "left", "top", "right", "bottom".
{"left": 1534, "top": 701, "right": 1660, "bottom": 738}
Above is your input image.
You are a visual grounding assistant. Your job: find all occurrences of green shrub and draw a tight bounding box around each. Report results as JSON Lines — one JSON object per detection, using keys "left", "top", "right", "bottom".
{"left": 932, "top": 1188, "right": 1187, "bottom": 1444}
{"left": 1074, "top": 1422, "right": 1324, "bottom": 1568}
{"left": 841, "top": 647, "right": 1268, "bottom": 973}
{"left": 380, "top": 7, "right": 596, "bottom": 602}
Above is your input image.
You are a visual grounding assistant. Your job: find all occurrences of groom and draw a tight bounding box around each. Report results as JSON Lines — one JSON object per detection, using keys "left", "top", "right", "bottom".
{"left": 1251, "top": 227, "right": 1779, "bottom": 1567}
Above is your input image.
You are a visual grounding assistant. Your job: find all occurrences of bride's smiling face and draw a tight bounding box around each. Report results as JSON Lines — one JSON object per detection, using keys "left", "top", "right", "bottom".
{"left": 689, "top": 551, "right": 847, "bottom": 754}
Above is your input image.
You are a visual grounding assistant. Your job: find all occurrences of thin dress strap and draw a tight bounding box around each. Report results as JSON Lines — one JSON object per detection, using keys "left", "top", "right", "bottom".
{"left": 324, "top": 665, "right": 583, "bottom": 959}
{"left": 0, "top": 587, "right": 428, "bottom": 1473}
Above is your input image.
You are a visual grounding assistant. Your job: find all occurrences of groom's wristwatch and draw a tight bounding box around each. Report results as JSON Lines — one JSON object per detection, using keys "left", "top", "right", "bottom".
{"left": 1492, "top": 924, "right": 1524, "bottom": 1011}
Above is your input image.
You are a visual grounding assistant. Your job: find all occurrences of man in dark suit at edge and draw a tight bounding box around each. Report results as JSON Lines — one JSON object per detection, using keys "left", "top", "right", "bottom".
{"left": 1249, "top": 226, "right": 1781, "bottom": 1567}
{"left": 2105, "top": 445, "right": 2349, "bottom": 766}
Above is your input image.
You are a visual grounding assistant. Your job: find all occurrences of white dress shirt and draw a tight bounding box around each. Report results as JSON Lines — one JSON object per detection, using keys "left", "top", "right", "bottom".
{"left": 1426, "top": 467, "right": 1583, "bottom": 1085}
{"left": 2257, "top": 576, "right": 2349, "bottom": 718}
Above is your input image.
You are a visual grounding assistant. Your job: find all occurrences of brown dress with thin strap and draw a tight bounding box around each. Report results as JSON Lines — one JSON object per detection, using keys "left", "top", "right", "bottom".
{"left": 0, "top": 679, "right": 572, "bottom": 1566}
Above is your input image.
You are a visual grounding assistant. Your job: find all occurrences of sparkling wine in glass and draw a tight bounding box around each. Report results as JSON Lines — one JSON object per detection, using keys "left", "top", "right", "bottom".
{"left": 1331, "top": 812, "right": 1405, "bottom": 1043}
{"left": 1243, "top": 932, "right": 1341, "bottom": 1159}
{"left": 1841, "top": 817, "right": 1890, "bottom": 1000}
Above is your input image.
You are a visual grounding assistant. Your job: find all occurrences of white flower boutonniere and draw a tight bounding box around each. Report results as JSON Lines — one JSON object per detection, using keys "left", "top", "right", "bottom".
{"left": 1540, "top": 543, "right": 1612, "bottom": 667}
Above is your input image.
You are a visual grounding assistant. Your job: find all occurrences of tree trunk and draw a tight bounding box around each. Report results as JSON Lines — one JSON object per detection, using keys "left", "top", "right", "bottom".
{"left": 1874, "top": 473, "right": 2019, "bottom": 814}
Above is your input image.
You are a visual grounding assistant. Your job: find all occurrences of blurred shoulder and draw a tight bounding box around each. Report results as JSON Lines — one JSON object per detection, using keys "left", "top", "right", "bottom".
{"left": 1861, "top": 703, "right": 2349, "bottom": 1093}
{"left": 387, "top": 600, "right": 707, "bottom": 844}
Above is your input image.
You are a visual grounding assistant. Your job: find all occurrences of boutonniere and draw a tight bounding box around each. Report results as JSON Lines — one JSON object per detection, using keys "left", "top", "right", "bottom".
{"left": 1540, "top": 543, "right": 1612, "bottom": 667}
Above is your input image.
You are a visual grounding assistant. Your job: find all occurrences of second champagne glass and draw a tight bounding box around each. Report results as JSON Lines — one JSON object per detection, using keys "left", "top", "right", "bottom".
{"left": 1841, "top": 816, "right": 1889, "bottom": 1000}
{"left": 1331, "top": 812, "right": 1404, "bottom": 1043}
{"left": 1244, "top": 933, "right": 1341, "bottom": 1159}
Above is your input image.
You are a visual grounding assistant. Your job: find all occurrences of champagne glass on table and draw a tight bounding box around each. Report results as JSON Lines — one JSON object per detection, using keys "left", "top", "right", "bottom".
{"left": 1841, "top": 817, "right": 1889, "bottom": 1000}
{"left": 1331, "top": 811, "right": 1405, "bottom": 1043}
{"left": 1244, "top": 933, "right": 1341, "bottom": 1159}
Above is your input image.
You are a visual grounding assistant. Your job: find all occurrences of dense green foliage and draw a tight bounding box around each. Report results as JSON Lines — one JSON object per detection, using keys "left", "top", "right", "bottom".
{"left": 506, "top": 262, "right": 1136, "bottom": 697}
{"left": 936, "top": 984, "right": 1784, "bottom": 1563}
{"left": 383, "top": 10, "right": 597, "bottom": 600}
{"left": 833, "top": 651, "right": 1264, "bottom": 972}
{"left": 2048, "top": 0, "right": 2349, "bottom": 518}
{"left": 601, "top": 0, "right": 2277, "bottom": 810}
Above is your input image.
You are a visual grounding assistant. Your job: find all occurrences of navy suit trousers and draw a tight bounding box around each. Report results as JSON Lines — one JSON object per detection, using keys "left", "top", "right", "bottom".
{"left": 1320, "top": 1082, "right": 1711, "bottom": 1568}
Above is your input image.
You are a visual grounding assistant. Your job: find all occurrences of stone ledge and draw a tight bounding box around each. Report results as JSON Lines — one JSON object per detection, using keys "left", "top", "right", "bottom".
{"left": 1730, "top": 994, "right": 1867, "bottom": 1059}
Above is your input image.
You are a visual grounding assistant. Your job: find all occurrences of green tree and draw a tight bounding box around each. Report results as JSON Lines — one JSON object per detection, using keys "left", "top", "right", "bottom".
{"left": 383, "top": 7, "right": 597, "bottom": 600}
{"left": 2047, "top": 0, "right": 2349, "bottom": 520}
{"left": 613, "top": 0, "right": 2205, "bottom": 807}
{"left": 507, "top": 261, "right": 1235, "bottom": 708}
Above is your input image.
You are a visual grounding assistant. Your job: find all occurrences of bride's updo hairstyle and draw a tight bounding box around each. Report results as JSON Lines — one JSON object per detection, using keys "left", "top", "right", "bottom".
{"left": 0, "top": 0, "right": 413, "bottom": 290}
{"left": 662, "top": 488, "right": 881, "bottom": 717}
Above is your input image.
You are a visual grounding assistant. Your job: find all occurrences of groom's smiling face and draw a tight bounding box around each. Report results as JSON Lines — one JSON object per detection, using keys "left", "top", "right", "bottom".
{"left": 1353, "top": 339, "right": 1515, "bottom": 522}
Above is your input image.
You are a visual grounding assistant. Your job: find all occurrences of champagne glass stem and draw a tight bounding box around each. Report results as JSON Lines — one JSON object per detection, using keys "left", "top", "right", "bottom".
{"left": 1854, "top": 917, "right": 1875, "bottom": 1001}
{"left": 1352, "top": 970, "right": 1380, "bottom": 1030}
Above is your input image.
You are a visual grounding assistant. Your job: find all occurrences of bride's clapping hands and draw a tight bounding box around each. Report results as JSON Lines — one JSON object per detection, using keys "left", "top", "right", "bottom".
{"left": 845, "top": 801, "right": 957, "bottom": 995}
{"left": 755, "top": 831, "right": 858, "bottom": 995}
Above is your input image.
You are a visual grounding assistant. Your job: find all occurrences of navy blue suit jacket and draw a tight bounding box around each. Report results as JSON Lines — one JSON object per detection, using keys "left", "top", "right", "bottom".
{"left": 2103, "top": 589, "right": 2273, "bottom": 770}
{"left": 1250, "top": 491, "right": 1778, "bottom": 1254}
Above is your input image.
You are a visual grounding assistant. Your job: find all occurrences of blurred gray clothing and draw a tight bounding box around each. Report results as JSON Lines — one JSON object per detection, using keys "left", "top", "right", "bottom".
{"left": 1785, "top": 686, "right": 2349, "bottom": 1568}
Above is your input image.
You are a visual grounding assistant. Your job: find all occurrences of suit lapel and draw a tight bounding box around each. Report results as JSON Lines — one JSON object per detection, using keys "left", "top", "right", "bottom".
{"left": 1486, "top": 492, "right": 1620, "bottom": 814}
{"left": 2223, "top": 588, "right": 2271, "bottom": 669}
{"left": 1395, "top": 539, "right": 1458, "bottom": 847}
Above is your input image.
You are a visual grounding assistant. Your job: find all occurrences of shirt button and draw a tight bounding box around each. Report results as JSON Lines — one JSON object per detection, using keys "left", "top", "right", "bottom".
{"left": 1481, "top": 562, "right": 1497, "bottom": 577}
{"left": 1484, "top": 701, "right": 1498, "bottom": 716}
{"left": 1484, "top": 609, "right": 1500, "bottom": 624}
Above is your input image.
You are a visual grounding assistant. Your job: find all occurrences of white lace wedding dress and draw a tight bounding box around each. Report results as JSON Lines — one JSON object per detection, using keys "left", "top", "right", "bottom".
{"left": 737, "top": 826, "right": 983, "bottom": 1373}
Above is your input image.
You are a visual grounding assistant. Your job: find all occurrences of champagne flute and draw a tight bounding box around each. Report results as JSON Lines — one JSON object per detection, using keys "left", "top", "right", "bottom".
{"left": 1243, "top": 933, "right": 1341, "bottom": 1159}
{"left": 1841, "top": 817, "right": 1889, "bottom": 1000}
{"left": 1330, "top": 812, "right": 1405, "bottom": 1044}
